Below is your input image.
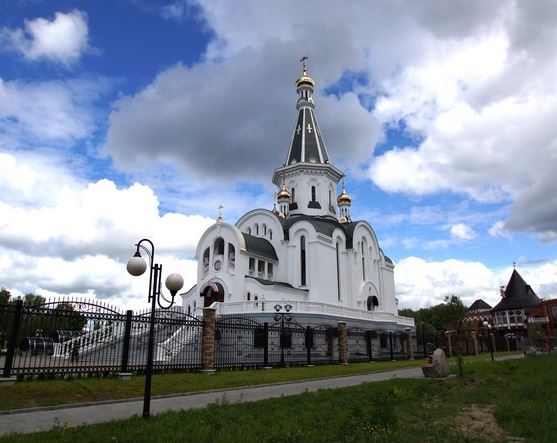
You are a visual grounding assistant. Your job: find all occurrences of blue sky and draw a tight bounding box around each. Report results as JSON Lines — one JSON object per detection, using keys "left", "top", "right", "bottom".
{"left": 1, "top": 0, "right": 557, "bottom": 310}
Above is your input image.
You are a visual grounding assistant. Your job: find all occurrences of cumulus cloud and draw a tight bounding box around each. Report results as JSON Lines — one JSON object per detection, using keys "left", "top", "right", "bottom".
{"left": 0, "top": 10, "right": 90, "bottom": 65}
{"left": 488, "top": 220, "right": 512, "bottom": 240}
{"left": 367, "top": 1, "right": 557, "bottom": 240}
{"left": 104, "top": 34, "right": 380, "bottom": 184}
{"left": 450, "top": 223, "right": 476, "bottom": 240}
{"left": 0, "top": 153, "right": 212, "bottom": 306}
{"left": 396, "top": 256, "right": 557, "bottom": 309}
{"left": 0, "top": 76, "right": 108, "bottom": 147}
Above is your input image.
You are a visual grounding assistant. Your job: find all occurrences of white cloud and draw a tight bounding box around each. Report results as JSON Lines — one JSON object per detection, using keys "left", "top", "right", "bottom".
{"left": 0, "top": 153, "right": 212, "bottom": 307}
{"left": 104, "top": 38, "right": 380, "bottom": 184}
{"left": 0, "top": 76, "right": 106, "bottom": 147}
{"left": 488, "top": 220, "right": 512, "bottom": 240}
{"left": 396, "top": 256, "right": 557, "bottom": 309}
{"left": 450, "top": 223, "right": 476, "bottom": 240}
{"left": 0, "top": 10, "right": 89, "bottom": 65}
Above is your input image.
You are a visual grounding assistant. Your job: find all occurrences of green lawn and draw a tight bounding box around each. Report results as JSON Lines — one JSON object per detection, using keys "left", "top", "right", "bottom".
{"left": 0, "top": 353, "right": 519, "bottom": 411}
{"left": 1, "top": 352, "right": 555, "bottom": 442}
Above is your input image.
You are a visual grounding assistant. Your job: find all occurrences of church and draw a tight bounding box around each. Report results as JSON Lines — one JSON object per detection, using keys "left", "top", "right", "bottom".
{"left": 181, "top": 60, "right": 413, "bottom": 332}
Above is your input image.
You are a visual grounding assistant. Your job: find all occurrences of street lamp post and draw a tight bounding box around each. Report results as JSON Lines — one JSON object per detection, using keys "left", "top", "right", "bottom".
{"left": 482, "top": 321, "right": 494, "bottom": 361}
{"left": 127, "top": 238, "right": 184, "bottom": 419}
{"left": 274, "top": 304, "right": 293, "bottom": 365}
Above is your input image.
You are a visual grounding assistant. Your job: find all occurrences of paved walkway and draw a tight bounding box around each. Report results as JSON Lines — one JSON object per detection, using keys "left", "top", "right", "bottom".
{"left": 0, "top": 367, "right": 426, "bottom": 436}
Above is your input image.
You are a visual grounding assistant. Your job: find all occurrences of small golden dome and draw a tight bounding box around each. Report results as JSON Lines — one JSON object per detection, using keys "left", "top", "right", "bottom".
{"left": 337, "top": 188, "right": 351, "bottom": 204}
{"left": 277, "top": 184, "right": 291, "bottom": 201}
{"left": 296, "top": 74, "right": 315, "bottom": 88}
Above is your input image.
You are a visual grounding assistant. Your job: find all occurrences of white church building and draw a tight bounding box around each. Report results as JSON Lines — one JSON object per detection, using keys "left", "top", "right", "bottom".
{"left": 182, "top": 61, "right": 413, "bottom": 332}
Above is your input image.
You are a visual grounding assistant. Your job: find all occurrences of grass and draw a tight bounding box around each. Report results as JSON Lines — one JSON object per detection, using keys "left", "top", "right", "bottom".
{"left": 0, "top": 353, "right": 520, "bottom": 411}
{"left": 0, "top": 352, "right": 555, "bottom": 442}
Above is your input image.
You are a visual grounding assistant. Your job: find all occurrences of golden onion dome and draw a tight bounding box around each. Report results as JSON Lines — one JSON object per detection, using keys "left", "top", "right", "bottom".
{"left": 277, "top": 184, "right": 291, "bottom": 201}
{"left": 296, "top": 74, "right": 315, "bottom": 89}
{"left": 337, "top": 188, "right": 352, "bottom": 204}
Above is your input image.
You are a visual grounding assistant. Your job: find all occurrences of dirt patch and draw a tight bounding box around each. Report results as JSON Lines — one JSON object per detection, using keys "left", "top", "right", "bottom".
{"left": 453, "top": 404, "right": 507, "bottom": 442}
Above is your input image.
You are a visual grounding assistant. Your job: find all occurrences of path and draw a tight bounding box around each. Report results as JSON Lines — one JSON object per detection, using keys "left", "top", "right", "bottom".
{"left": 0, "top": 367, "right": 424, "bottom": 436}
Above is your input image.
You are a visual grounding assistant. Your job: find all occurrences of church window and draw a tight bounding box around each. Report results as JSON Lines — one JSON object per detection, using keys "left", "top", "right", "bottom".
{"left": 247, "top": 227, "right": 251, "bottom": 235}
{"left": 214, "top": 237, "right": 225, "bottom": 256}
{"left": 269, "top": 229, "right": 273, "bottom": 240}
{"left": 258, "top": 260, "right": 265, "bottom": 278}
{"left": 336, "top": 241, "right": 341, "bottom": 301}
{"left": 255, "top": 224, "right": 259, "bottom": 235}
{"left": 329, "top": 189, "right": 332, "bottom": 206}
{"left": 300, "top": 236, "right": 307, "bottom": 285}
{"left": 263, "top": 224, "right": 267, "bottom": 235}
{"left": 247, "top": 292, "right": 251, "bottom": 301}
{"left": 268, "top": 263, "right": 274, "bottom": 280}
{"left": 361, "top": 242, "right": 366, "bottom": 281}
{"left": 203, "top": 248, "right": 210, "bottom": 270}
{"left": 249, "top": 257, "right": 255, "bottom": 275}
{"left": 187, "top": 305, "right": 191, "bottom": 315}
{"left": 228, "top": 244, "right": 235, "bottom": 268}
{"left": 311, "top": 186, "right": 316, "bottom": 202}
{"left": 291, "top": 188, "right": 296, "bottom": 202}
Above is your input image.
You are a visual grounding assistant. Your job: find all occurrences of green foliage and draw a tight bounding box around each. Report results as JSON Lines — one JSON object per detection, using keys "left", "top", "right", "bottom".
{"left": 403, "top": 295, "right": 469, "bottom": 344}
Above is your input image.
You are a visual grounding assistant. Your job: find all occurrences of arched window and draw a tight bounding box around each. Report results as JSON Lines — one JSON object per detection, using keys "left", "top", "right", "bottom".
{"left": 214, "top": 237, "right": 225, "bottom": 255}
{"left": 187, "top": 305, "right": 191, "bottom": 315}
{"left": 291, "top": 188, "right": 296, "bottom": 202}
{"left": 247, "top": 292, "right": 251, "bottom": 301}
{"left": 336, "top": 241, "right": 341, "bottom": 301}
{"left": 263, "top": 224, "right": 267, "bottom": 235}
{"left": 203, "top": 247, "right": 210, "bottom": 268}
{"left": 361, "top": 241, "right": 366, "bottom": 281}
{"left": 311, "top": 186, "right": 316, "bottom": 202}
{"left": 269, "top": 229, "right": 273, "bottom": 240}
{"left": 247, "top": 227, "right": 251, "bottom": 235}
{"left": 255, "top": 224, "right": 259, "bottom": 235}
{"left": 300, "top": 236, "right": 307, "bottom": 285}
{"left": 228, "top": 243, "right": 235, "bottom": 267}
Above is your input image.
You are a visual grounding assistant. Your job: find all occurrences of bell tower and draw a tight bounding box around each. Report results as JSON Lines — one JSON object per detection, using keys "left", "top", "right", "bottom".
{"left": 272, "top": 57, "right": 344, "bottom": 218}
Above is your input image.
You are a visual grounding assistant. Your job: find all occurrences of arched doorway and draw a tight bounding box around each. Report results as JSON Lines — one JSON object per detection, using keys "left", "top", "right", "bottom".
{"left": 200, "top": 281, "right": 225, "bottom": 307}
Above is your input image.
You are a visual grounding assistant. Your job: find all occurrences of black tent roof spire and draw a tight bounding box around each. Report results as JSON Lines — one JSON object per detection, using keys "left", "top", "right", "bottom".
{"left": 285, "top": 57, "right": 330, "bottom": 166}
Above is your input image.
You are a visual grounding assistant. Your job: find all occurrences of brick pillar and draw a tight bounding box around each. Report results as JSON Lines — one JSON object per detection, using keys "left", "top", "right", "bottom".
{"left": 338, "top": 322, "right": 348, "bottom": 364}
{"left": 445, "top": 331, "right": 453, "bottom": 357}
{"left": 406, "top": 328, "right": 414, "bottom": 360}
{"left": 201, "top": 307, "right": 216, "bottom": 370}
{"left": 471, "top": 331, "right": 478, "bottom": 356}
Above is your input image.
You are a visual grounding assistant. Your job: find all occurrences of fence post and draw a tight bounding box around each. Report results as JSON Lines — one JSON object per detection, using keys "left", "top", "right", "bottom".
{"left": 201, "top": 307, "right": 216, "bottom": 372}
{"left": 305, "top": 326, "right": 312, "bottom": 365}
{"left": 263, "top": 322, "right": 269, "bottom": 367}
{"left": 406, "top": 329, "right": 414, "bottom": 360}
{"left": 337, "top": 322, "right": 348, "bottom": 364}
{"left": 120, "top": 310, "right": 133, "bottom": 374}
{"left": 3, "top": 299, "right": 23, "bottom": 378}
{"left": 389, "top": 332, "right": 394, "bottom": 360}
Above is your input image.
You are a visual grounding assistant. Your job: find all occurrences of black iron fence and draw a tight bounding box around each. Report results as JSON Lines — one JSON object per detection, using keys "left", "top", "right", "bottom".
{"left": 1, "top": 299, "right": 202, "bottom": 377}
{"left": 2, "top": 299, "right": 422, "bottom": 377}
